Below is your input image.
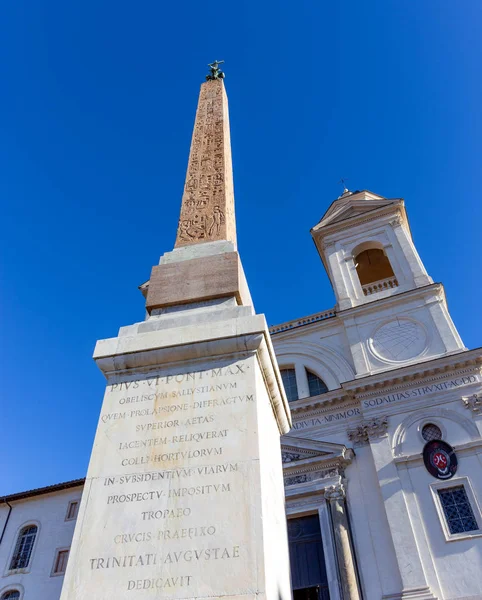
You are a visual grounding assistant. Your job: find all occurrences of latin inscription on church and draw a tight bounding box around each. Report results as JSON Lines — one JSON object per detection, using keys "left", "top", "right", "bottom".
{"left": 72, "top": 357, "right": 263, "bottom": 596}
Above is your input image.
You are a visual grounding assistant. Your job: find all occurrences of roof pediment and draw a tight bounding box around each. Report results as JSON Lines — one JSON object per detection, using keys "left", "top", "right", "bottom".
{"left": 281, "top": 436, "right": 350, "bottom": 464}
{"left": 281, "top": 436, "right": 354, "bottom": 490}
{"left": 312, "top": 190, "right": 399, "bottom": 231}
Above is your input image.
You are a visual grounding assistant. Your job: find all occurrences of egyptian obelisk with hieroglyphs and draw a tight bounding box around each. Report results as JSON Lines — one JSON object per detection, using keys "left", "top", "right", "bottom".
{"left": 60, "top": 63, "right": 292, "bottom": 600}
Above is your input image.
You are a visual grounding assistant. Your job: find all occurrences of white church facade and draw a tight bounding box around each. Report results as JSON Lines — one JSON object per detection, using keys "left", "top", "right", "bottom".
{"left": 1, "top": 74, "right": 482, "bottom": 600}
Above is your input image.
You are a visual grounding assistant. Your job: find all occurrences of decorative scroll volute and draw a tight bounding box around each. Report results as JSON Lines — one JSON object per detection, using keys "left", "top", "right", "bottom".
{"left": 175, "top": 79, "right": 236, "bottom": 248}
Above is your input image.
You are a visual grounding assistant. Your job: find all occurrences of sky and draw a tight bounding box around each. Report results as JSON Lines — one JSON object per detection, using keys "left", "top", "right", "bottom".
{"left": 1, "top": 1, "right": 481, "bottom": 495}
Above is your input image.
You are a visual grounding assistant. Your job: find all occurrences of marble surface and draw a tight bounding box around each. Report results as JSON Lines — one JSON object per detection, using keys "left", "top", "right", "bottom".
{"left": 61, "top": 309, "right": 291, "bottom": 600}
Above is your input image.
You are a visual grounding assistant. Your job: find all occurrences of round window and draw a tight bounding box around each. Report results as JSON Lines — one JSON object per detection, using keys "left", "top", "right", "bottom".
{"left": 421, "top": 423, "right": 442, "bottom": 442}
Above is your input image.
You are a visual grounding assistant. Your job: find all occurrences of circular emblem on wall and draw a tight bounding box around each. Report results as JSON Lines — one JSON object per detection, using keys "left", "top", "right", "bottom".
{"left": 423, "top": 440, "right": 458, "bottom": 480}
{"left": 371, "top": 318, "right": 427, "bottom": 362}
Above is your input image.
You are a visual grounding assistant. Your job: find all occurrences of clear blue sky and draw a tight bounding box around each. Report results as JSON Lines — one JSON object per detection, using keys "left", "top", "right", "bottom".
{"left": 1, "top": 1, "right": 481, "bottom": 495}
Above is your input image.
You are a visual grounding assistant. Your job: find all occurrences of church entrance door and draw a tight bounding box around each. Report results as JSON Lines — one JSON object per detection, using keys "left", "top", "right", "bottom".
{"left": 288, "top": 515, "right": 330, "bottom": 600}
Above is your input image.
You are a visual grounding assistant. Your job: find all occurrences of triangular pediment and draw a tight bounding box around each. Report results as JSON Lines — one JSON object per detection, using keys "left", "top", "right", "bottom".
{"left": 281, "top": 437, "right": 354, "bottom": 490}
{"left": 312, "top": 190, "right": 399, "bottom": 231}
{"left": 281, "top": 436, "right": 348, "bottom": 464}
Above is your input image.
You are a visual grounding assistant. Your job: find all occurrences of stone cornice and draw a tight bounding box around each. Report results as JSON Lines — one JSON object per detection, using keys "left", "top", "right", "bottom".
{"left": 312, "top": 201, "right": 406, "bottom": 241}
{"left": 268, "top": 284, "right": 446, "bottom": 339}
{"left": 269, "top": 308, "right": 337, "bottom": 336}
{"left": 285, "top": 348, "right": 482, "bottom": 424}
{"left": 282, "top": 450, "right": 354, "bottom": 475}
{"left": 346, "top": 348, "right": 482, "bottom": 397}
{"left": 289, "top": 389, "right": 353, "bottom": 414}
{"left": 282, "top": 445, "right": 354, "bottom": 489}
{"left": 337, "top": 283, "right": 444, "bottom": 319}
{"left": 94, "top": 313, "right": 292, "bottom": 435}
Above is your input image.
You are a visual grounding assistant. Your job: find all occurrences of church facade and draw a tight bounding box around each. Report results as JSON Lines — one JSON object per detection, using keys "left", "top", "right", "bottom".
{"left": 1, "top": 78, "right": 482, "bottom": 600}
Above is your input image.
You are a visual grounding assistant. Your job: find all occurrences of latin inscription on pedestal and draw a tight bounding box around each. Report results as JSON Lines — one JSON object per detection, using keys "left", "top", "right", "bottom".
{"left": 64, "top": 355, "right": 274, "bottom": 598}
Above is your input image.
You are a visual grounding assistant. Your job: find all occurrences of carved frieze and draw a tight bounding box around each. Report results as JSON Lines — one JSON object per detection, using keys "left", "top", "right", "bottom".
{"left": 284, "top": 468, "right": 340, "bottom": 487}
{"left": 282, "top": 451, "right": 302, "bottom": 463}
{"left": 285, "top": 474, "right": 309, "bottom": 486}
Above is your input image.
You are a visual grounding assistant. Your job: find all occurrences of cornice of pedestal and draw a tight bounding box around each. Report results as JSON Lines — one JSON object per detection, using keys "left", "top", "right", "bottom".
{"left": 93, "top": 312, "right": 292, "bottom": 434}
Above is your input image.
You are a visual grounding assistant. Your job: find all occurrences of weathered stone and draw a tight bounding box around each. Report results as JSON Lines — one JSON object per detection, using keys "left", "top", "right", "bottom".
{"left": 175, "top": 79, "right": 236, "bottom": 248}
{"left": 145, "top": 251, "right": 251, "bottom": 311}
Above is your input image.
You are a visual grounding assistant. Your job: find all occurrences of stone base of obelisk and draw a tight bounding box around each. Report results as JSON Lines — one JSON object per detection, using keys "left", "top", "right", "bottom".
{"left": 60, "top": 275, "right": 292, "bottom": 600}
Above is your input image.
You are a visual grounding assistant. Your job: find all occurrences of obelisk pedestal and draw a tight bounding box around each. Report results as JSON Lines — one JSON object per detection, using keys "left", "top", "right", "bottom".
{"left": 60, "top": 73, "right": 293, "bottom": 600}
{"left": 60, "top": 290, "right": 291, "bottom": 599}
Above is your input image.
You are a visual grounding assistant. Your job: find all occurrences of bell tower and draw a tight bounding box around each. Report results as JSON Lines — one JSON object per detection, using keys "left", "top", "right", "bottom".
{"left": 311, "top": 189, "right": 432, "bottom": 310}
{"left": 311, "top": 189, "right": 465, "bottom": 376}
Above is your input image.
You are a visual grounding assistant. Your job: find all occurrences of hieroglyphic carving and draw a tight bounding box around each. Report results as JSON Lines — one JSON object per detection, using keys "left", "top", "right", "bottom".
{"left": 175, "top": 79, "right": 236, "bottom": 248}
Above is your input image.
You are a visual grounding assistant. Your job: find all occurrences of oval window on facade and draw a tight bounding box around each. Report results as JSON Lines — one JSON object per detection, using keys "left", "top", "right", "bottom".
{"left": 421, "top": 423, "right": 442, "bottom": 442}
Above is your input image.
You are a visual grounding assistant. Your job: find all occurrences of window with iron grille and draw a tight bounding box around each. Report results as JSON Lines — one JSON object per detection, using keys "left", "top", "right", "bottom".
{"left": 422, "top": 423, "right": 442, "bottom": 442}
{"left": 2, "top": 591, "right": 20, "bottom": 600}
{"left": 9, "top": 525, "right": 37, "bottom": 570}
{"left": 52, "top": 549, "right": 69, "bottom": 575}
{"left": 306, "top": 371, "right": 328, "bottom": 397}
{"left": 438, "top": 486, "right": 479, "bottom": 534}
{"left": 281, "top": 368, "right": 299, "bottom": 402}
{"left": 66, "top": 500, "right": 79, "bottom": 521}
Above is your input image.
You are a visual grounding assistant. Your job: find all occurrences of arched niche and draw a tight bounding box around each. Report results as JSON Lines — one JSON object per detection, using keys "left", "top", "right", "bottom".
{"left": 392, "top": 407, "right": 479, "bottom": 457}
{"left": 352, "top": 240, "right": 395, "bottom": 287}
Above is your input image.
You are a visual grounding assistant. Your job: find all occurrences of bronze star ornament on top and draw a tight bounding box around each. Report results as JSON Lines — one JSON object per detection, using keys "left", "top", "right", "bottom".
{"left": 206, "top": 60, "right": 225, "bottom": 81}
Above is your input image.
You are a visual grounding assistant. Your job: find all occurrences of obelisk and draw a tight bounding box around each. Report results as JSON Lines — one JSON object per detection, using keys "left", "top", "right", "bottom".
{"left": 60, "top": 63, "right": 292, "bottom": 600}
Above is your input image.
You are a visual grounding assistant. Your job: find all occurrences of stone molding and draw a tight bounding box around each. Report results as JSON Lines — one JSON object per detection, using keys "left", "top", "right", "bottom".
{"left": 463, "top": 393, "right": 482, "bottom": 415}
{"left": 381, "top": 586, "right": 437, "bottom": 600}
{"left": 290, "top": 397, "right": 357, "bottom": 417}
{"left": 284, "top": 469, "right": 340, "bottom": 487}
{"left": 313, "top": 201, "right": 404, "bottom": 239}
{"left": 348, "top": 417, "right": 388, "bottom": 446}
{"left": 324, "top": 483, "right": 345, "bottom": 501}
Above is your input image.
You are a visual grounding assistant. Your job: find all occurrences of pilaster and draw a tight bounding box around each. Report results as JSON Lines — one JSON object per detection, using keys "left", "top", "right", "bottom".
{"left": 389, "top": 218, "right": 431, "bottom": 288}
{"left": 367, "top": 424, "right": 437, "bottom": 600}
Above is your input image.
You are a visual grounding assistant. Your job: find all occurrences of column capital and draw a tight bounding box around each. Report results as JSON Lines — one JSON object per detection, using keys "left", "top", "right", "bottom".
{"left": 389, "top": 212, "right": 403, "bottom": 228}
{"left": 463, "top": 393, "right": 482, "bottom": 415}
{"left": 365, "top": 416, "right": 389, "bottom": 439}
{"left": 348, "top": 416, "right": 388, "bottom": 446}
{"left": 324, "top": 483, "right": 346, "bottom": 501}
{"left": 347, "top": 424, "right": 369, "bottom": 446}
